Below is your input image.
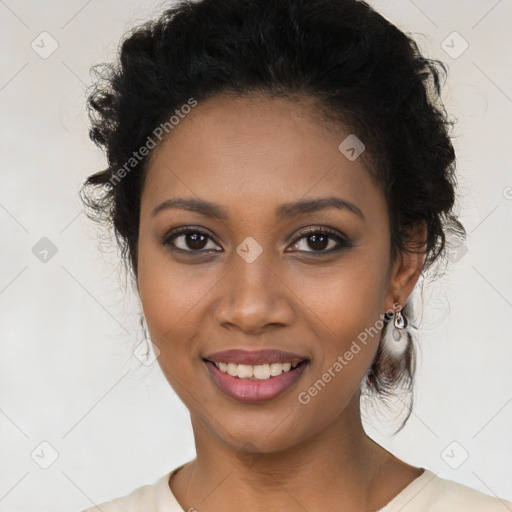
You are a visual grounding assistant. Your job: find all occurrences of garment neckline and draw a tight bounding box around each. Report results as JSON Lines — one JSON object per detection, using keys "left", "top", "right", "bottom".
{"left": 376, "top": 468, "right": 435, "bottom": 511}
{"left": 161, "top": 464, "right": 433, "bottom": 512}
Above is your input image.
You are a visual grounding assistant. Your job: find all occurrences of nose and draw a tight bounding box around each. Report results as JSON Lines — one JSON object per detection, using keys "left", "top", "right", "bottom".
{"left": 213, "top": 249, "right": 295, "bottom": 335}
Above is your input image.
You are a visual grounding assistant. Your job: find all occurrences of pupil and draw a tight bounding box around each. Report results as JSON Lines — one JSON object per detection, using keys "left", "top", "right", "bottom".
{"left": 309, "top": 234, "right": 328, "bottom": 251}
{"left": 188, "top": 233, "right": 207, "bottom": 250}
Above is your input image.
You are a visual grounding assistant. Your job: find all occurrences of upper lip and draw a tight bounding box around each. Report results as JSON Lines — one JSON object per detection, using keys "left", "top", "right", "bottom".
{"left": 203, "top": 349, "right": 308, "bottom": 366}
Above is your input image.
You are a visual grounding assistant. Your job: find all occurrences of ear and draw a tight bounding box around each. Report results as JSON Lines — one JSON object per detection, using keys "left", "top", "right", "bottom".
{"left": 385, "top": 221, "right": 427, "bottom": 310}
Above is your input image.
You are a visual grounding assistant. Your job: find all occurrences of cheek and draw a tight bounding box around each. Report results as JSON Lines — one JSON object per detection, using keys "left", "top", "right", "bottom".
{"left": 293, "top": 252, "right": 389, "bottom": 388}
{"left": 297, "top": 251, "right": 389, "bottom": 335}
{"left": 138, "top": 268, "right": 203, "bottom": 347}
{"left": 137, "top": 228, "right": 215, "bottom": 324}
{"left": 136, "top": 240, "right": 222, "bottom": 384}
{"left": 137, "top": 264, "right": 211, "bottom": 411}
{"left": 294, "top": 296, "right": 384, "bottom": 424}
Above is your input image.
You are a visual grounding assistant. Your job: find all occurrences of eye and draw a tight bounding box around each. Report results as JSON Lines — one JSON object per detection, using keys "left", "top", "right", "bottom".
{"left": 288, "top": 227, "right": 353, "bottom": 254}
{"left": 162, "top": 227, "right": 221, "bottom": 253}
{"left": 161, "top": 226, "right": 353, "bottom": 255}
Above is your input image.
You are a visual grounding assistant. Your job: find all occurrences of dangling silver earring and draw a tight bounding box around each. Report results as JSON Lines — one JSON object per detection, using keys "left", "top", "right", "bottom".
{"left": 381, "top": 297, "right": 416, "bottom": 357}
{"left": 380, "top": 301, "right": 404, "bottom": 352}
{"left": 391, "top": 302, "right": 407, "bottom": 342}
{"left": 133, "top": 314, "right": 160, "bottom": 366}
{"left": 394, "top": 308, "right": 407, "bottom": 330}
{"left": 140, "top": 315, "right": 151, "bottom": 354}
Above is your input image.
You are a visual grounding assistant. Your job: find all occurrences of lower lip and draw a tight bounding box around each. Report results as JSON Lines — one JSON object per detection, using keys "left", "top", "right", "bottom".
{"left": 205, "top": 360, "right": 308, "bottom": 403}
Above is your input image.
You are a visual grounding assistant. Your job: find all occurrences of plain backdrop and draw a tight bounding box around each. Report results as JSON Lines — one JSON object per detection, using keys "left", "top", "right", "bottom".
{"left": 1, "top": 0, "right": 511, "bottom": 510}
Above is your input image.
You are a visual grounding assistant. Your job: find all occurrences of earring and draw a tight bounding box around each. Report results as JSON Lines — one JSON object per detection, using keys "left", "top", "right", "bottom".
{"left": 391, "top": 301, "right": 407, "bottom": 343}
{"left": 381, "top": 296, "right": 415, "bottom": 357}
{"left": 394, "top": 308, "right": 407, "bottom": 330}
{"left": 140, "top": 314, "right": 151, "bottom": 353}
{"left": 133, "top": 314, "right": 160, "bottom": 366}
{"left": 141, "top": 314, "right": 161, "bottom": 364}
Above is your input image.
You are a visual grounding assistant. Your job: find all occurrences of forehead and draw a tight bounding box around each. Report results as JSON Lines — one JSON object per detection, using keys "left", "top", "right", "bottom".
{"left": 141, "top": 94, "right": 384, "bottom": 222}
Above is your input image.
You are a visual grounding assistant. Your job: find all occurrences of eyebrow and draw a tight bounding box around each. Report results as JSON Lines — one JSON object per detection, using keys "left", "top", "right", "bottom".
{"left": 151, "top": 196, "right": 364, "bottom": 221}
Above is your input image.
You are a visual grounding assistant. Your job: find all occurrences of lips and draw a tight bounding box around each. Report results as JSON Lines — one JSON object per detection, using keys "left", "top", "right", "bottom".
{"left": 202, "top": 348, "right": 309, "bottom": 403}
{"left": 203, "top": 348, "right": 308, "bottom": 366}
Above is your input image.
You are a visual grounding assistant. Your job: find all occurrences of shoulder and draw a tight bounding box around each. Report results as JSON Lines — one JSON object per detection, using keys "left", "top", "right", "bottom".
{"left": 427, "top": 473, "right": 511, "bottom": 511}
{"left": 389, "top": 469, "right": 512, "bottom": 512}
{"left": 80, "top": 471, "right": 174, "bottom": 512}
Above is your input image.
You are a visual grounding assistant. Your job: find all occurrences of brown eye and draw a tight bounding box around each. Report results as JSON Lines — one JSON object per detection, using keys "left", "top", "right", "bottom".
{"left": 289, "top": 227, "right": 353, "bottom": 254}
{"left": 180, "top": 232, "right": 208, "bottom": 250}
{"left": 304, "top": 233, "right": 330, "bottom": 251}
{"left": 162, "top": 227, "right": 221, "bottom": 252}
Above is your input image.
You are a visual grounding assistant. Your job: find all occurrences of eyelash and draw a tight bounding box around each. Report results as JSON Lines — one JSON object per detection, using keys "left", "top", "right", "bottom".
{"left": 161, "top": 225, "right": 354, "bottom": 256}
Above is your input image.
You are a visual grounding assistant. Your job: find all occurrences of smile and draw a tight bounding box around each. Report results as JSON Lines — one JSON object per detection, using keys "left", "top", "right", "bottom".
{"left": 204, "top": 358, "right": 308, "bottom": 403}
{"left": 212, "top": 361, "right": 301, "bottom": 379}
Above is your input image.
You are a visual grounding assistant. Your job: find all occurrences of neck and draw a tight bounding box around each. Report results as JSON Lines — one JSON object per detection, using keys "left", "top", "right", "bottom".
{"left": 170, "top": 394, "right": 417, "bottom": 512}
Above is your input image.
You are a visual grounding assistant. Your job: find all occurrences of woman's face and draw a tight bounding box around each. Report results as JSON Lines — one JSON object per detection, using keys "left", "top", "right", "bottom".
{"left": 137, "top": 94, "right": 419, "bottom": 455}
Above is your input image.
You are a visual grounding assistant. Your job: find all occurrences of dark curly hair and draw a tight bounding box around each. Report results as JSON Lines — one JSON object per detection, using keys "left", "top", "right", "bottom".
{"left": 80, "top": 0, "right": 466, "bottom": 422}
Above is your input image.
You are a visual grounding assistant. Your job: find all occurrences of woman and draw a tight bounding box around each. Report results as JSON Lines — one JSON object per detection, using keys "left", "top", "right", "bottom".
{"left": 80, "top": 0, "right": 510, "bottom": 510}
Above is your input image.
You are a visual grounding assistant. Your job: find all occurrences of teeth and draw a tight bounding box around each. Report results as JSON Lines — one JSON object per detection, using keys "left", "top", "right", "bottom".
{"left": 214, "top": 361, "right": 298, "bottom": 379}
{"left": 227, "top": 363, "right": 238, "bottom": 377}
{"left": 254, "top": 364, "right": 271, "bottom": 379}
{"left": 237, "top": 364, "right": 253, "bottom": 379}
{"left": 271, "top": 362, "right": 290, "bottom": 376}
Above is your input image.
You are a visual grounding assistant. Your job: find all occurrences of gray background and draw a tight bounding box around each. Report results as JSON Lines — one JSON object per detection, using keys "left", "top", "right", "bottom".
{"left": 1, "top": 0, "right": 511, "bottom": 510}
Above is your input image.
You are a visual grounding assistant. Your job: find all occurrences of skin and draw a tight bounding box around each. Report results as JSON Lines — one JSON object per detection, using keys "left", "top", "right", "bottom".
{"left": 136, "top": 93, "right": 426, "bottom": 512}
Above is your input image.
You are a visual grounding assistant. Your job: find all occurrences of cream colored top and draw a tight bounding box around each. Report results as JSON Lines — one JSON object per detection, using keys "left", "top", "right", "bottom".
{"left": 82, "top": 466, "right": 512, "bottom": 511}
